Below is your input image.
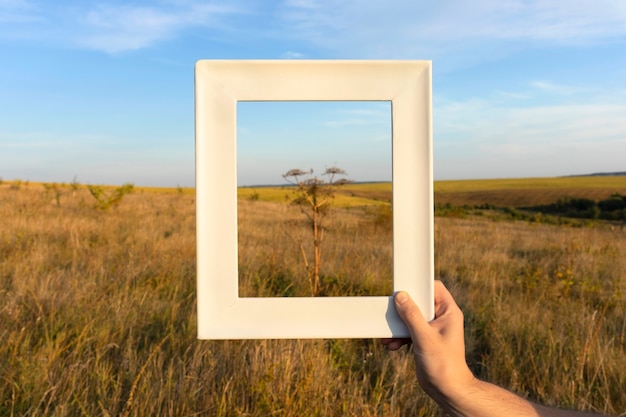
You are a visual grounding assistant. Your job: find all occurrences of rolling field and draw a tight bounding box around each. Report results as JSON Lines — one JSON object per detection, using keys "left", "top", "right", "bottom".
{"left": 241, "top": 175, "right": 626, "bottom": 209}
{"left": 0, "top": 178, "right": 624, "bottom": 416}
{"left": 434, "top": 176, "right": 626, "bottom": 207}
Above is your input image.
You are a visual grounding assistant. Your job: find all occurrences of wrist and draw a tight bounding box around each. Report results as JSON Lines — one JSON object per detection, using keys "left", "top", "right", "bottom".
{"left": 425, "top": 369, "right": 481, "bottom": 417}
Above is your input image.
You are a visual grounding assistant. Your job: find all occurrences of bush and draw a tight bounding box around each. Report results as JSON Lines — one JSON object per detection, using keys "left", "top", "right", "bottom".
{"left": 87, "top": 183, "right": 134, "bottom": 210}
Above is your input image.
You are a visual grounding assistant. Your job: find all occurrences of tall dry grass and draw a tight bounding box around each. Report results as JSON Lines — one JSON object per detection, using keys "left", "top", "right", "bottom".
{"left": 435, "top": 218, "right": 626, "bottom": 415}
{"left": 237, "top": 199, "right": 393, "bottom": 297}
{"left": 0, "top": 182, "right": 624, "bottom": 416}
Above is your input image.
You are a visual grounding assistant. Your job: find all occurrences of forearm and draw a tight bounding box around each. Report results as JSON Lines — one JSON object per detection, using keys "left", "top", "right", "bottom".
{"left": 388, "top": 285, "right": 608, "bottom": 417}
{"left": 532, "top": 403, "right": 607, "bottom": 417}
{"left": 433, "top": 377, "right": 537, "bottom": 417}
{"left": 435, "top": 378, "right": 606, "bottom": 417}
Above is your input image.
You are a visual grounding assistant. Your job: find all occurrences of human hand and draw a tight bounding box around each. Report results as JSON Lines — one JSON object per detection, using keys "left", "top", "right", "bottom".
{"left": 383, "top": 282, "right": 610, "bottom": 417}
{"left": 381, "top": 281, "right": 475, "bottom": 404}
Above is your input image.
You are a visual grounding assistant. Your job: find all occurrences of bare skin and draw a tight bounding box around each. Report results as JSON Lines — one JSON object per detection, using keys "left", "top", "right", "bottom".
{"left": 382, "top": 281, "right": 607, "bottom": 417}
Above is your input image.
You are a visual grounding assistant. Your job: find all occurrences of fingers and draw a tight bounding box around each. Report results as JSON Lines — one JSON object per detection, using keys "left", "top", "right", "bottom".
{"left": 383, "top": 281, "right": 458, "bottom": 349}
{"left": 380, "top": 291, "right": 426, "bottom": 351}
{"left": 381, "top": 337, "right": 411, "bottom": 351}
{"left": 393, "top": 290, "right": 429, "bottom": 341}
{"left": 395, "top": 281, "right": 451, "bottom": 324}
{"left": 431, "top": 281, "right": 464, "bottom": 329}
{"left": 433, "top": 280, "right": 455, "bottom": 316}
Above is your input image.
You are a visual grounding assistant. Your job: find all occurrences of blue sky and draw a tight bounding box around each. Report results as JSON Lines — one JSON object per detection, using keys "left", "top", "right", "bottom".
{"left": 237, "top": 101, "right": 392, "bottom": 186}
{"left": 1, "top": 0, "right": 625, "bottom": 187}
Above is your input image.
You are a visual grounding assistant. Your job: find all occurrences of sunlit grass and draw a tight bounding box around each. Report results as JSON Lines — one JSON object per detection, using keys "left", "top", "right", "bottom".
{"left": 238, "top": 182, "right": 392, "bottom": 207}
{"left": 435, "top": 175, "right": 626, "bottom": 193}
{"left": 435, "top": 176, "right": 626, "bottom": 208}
{"left": 0, "top": 180, "right": 624, "bottom": 415}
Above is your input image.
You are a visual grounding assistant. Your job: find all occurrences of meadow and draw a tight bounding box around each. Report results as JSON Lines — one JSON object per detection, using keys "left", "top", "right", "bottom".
{"left": 434, "top": 176, "right": 626, "bottom": 208}
{"left": 0, "top": 178, "right": 624, "bottom": 416}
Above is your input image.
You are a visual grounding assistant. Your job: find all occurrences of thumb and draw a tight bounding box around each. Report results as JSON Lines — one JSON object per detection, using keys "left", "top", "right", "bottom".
{"left": 394, "top": 291, "right": 429, "bottom": 340}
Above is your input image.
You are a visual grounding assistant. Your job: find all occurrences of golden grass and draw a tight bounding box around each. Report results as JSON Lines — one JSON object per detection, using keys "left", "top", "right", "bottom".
{"left": 237, "top": 200, "right": 392, "bottom": 297}
{"left": 1, "top": 181, "right": 625, "bottom": 416}
{"left": 435, "top": 176, "right": 626, "bottom": 192}
{"left": 435, "top": 176, "right": 626, "bottom": 207}
{"left": 135, "top": 186, "right": 194, "bottom": 195}
{"left": 435, "top": 217, "right": 626, "bottom": 414}
{"left": 238, "top": 182, "right": 392, "bottom": 208}
{"left": 239, "top": 176, "right": 626, "bottom": 209}
{"left": 238, "top": 185, "right": 292, "bottom": 202}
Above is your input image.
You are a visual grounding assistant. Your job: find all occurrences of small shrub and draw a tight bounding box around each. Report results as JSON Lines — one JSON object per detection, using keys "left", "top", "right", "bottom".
{"left": 70, "top": 175, "right": 81, "bottom": 194}
{"left": 42, "top": 182, "right": 64, "bottom": 206}
{"left": 10, "top": 179, "right": 22, "bottom": 190}
{"left": 87, "top": 183, "right": 134, "bottom": 210}
{"left": 435, "top": 203, "right": 468, "bottom": 218}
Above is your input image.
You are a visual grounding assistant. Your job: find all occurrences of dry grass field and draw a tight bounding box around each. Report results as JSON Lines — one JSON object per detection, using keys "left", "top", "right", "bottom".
{"left": 238, "top": 199, "right": 393, "bottom": 297}
{"left": 435, "top": 176, "right": 626, "bottom": 207}
{"left": 1, "top": 179, "right": 625, "bottom": 416}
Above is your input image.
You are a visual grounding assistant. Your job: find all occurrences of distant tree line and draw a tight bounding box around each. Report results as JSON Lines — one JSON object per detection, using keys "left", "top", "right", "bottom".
{"left": 524, "top": 193, "right": 626, "bottom": 221}
{"left": 435, "top": 193, "right": 626, "bottom": 224}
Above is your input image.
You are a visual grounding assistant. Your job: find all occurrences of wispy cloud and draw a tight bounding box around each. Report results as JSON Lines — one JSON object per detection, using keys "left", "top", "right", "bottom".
{"left": 281, "top": 50, "right": 306, "bottom": 59}
{"left": 0, "top": 1, "right": 247, "bottom": 53}
{"left": 530, "top": 80, "right": 591, "bottom": 95}
{"left": 322, "top": 118, "right": 381, "bottom": 128}
{"left": 438, "top": 93, "right": 626, "bottom": 144}
{"left": 435, "top": 91, "right": 626, "bottom": 178}
{"left": 76, "top": 2, "right": 244, "bottom": 53}
{"left": 278, "top": 0, "right": 626, "bottom": 62}
{"left": 5, "top": 1, "right": 625, "bottom": 56}
{"left": 0, "top": 0, "right": 37, "bottom": 22}
{"left": 323, "top": 108, "right": 390, "bottom": 128}
{"left": 0, "top": 0, "right": 44, "bottom": 41}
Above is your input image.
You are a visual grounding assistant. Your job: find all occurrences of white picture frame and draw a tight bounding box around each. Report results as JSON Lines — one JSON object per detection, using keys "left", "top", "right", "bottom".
{"left": 195, "top": 60, "right": 433, "bottom": 339}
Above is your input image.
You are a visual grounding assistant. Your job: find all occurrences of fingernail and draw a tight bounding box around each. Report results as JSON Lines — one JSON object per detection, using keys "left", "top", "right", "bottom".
{"left": 395, "top": 291, "right": 408, "bottom": 304}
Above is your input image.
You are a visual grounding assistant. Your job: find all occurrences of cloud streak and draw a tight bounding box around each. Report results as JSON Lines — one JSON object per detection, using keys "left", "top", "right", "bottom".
{"left": 0, "top": 0, "right": 247, "bottom": 53}
{"left": 4, "top": 1, "right": 625, "bottom": 56}
{"left": 278, "top": 0, "right": 626, "bottom": 63}
{"left": 76, "top": 2, "right": 244, "bottom": 53}
{"left": 435, "top": 89, "right": 626, "bottom": 178}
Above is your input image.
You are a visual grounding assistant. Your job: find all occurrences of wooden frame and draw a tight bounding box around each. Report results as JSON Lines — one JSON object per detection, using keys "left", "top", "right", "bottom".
{"left": 195, "top": 60, "right": 433, "bottom": 339}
